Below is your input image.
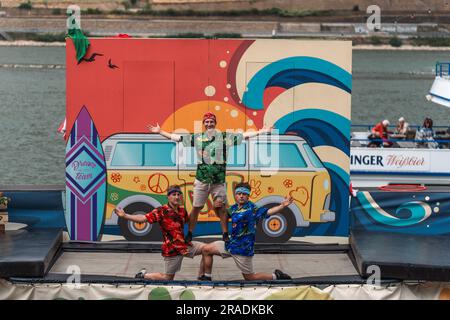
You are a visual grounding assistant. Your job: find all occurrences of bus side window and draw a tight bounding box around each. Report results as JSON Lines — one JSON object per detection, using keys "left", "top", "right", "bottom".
{"left": 143, "top": 142, "right": 176, "bottom": 167}
{"left": 227, "top": 143, "right": 246, "bottom": 167}
{"left": 184, "top": 146, "right": 198, "bottom": 167}
{"left": 254, "top": 143, "right": 307, "bottom": 168}
{"left": 111, "top": 142, "right": 143, "bottom": 166}
{"left": 278, "top": 143, "right": 307, "bottom": 168}
{"left": 178, "top": 144, "right": 185, "bottom": 166}
{"left": 303, "top": 143, "right": 324, "bottom": 168}
{"left": 253, "top": 142, "right": 278, "bottom": 168}
{"left": 178, "top": 145, "right": 196, "bottom": 167}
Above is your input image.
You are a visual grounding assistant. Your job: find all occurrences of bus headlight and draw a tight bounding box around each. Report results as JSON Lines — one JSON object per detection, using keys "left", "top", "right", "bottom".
{"left": 323, "top": 179, "right": 329, "bottom": 191}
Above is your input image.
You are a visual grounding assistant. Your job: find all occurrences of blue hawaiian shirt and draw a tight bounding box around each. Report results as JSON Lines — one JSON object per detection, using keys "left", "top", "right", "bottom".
{"left": 225, "top": 201, "right": 269, "bottom": 256}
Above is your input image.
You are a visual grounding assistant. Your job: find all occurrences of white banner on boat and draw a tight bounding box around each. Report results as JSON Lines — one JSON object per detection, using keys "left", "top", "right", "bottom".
{"left": 350, "top": 148, "right": 450, "bottom": 174}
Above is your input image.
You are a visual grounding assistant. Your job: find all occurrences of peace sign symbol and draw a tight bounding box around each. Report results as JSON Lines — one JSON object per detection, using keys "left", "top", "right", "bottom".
{"left": 148, "top": 173, "right": 169, "bottom": 194}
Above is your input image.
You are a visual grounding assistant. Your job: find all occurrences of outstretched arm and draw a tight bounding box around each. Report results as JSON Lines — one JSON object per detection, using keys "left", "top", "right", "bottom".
{"left": 243, "top": 125, "right": 273, "bottom": 139}
{"left": 267, "top": 196, "right": 293, "bottom": 216}
{"left": 114, "top": 207, "right": 148, "bottom": 223}
{"left": 147, "top": 123, "right": 182, "bottom": 142}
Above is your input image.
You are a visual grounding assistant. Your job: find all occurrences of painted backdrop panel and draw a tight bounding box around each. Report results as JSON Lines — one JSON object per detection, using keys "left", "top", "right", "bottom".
{"left": 66, "top": 39, "right": 352, "bottom": 241}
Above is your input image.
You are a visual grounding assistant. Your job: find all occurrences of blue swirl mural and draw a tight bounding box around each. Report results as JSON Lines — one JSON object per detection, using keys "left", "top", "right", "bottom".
{"left": 242, "top": 56, "right": 352, "bottom": 236}
{"left": 275, "top": 109, "right": 351, "bottom": 155}
{"left": 276, "top": 114, "right": 351, "bottom": 236}
{"left": 351, "top": 191, "right": 450, "bottom": 235}
{"left": 242, "top": 56, "right": 352, "bottom": 110}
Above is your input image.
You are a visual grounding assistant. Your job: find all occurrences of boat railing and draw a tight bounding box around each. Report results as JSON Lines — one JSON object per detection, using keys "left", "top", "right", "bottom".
{"left": 436, "top": 62, "right": 450, "bottom": 79}
{"left": 351, "top": 138, "right": 450, "bottom": 147}
{"left": 351, "top": 124, "right": 449, "bottom": 132}
{"left": 351, "top": 124, "right": 450, "bottom": 148}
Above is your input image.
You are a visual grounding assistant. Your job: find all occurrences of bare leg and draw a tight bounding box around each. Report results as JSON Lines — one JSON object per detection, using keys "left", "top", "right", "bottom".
{"left": 214, "top": 206, "right": 228, "bottom": 234}
{"left": 198, "top": 252, "right": 206, "bottom": 277}
{"left": 202, "top": 243, "right": 221, "bottom": 275}
{"left": 203, "top": 252, "right": 214, "bottom": 275}
{"left": 242, "top": 273, "right": 273, "bottom": 281}
{"left": 144, "top": 273, "right": 175, "bottom": 280}
{"left": 188, "top": 206, "right": 203, "bottom": 233}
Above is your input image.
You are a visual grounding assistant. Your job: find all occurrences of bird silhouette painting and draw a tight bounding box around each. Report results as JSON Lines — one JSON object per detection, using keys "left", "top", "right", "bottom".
{"left": 77, "top": 53, "right": 104, "bottom": 64}
{"left": 108, "top": 59, "right": 119, "bottom": 69}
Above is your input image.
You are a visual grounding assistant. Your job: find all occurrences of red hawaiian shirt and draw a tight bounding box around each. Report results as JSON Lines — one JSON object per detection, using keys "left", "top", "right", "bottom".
{"left": 145, "top": 204, "right": 189, "bottom": 257}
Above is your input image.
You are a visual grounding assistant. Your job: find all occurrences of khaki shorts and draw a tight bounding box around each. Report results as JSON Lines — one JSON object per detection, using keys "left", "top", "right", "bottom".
{"left": 164, "top": 241, "right": 205, "bottom": 275}
{"left": 193, "top": 179, "right": 227, "bottom": 208}
{"left": 212, "top": 240, "right": 254, "bottom": 275}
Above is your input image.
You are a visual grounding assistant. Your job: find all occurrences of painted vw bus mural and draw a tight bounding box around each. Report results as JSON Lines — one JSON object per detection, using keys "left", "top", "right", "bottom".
{"left": 102, "top": 133, "right": 335, "bottom": 243}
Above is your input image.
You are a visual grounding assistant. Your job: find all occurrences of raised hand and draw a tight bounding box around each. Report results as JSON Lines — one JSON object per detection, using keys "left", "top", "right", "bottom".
{"left": 261, "top": 124, "right": 274, "bottom": 134}
{"left": 281, "top": 196, "right": 293, "bottom": 207}
{"left": 114, "top": 207, "right": 126, "bottom": 218}
{"left": 147, "top": 123, "right": 161, "bottom": 133}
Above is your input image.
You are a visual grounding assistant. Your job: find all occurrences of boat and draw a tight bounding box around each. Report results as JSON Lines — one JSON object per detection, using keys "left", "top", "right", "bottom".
{"left": 350, "top": 123, "right": 450, "bottom": 187}
{"left": 350, "top": 61, "right": 450, "bottom": 188}
{"left": 426, "top": 62, "right": 450, "bottom": 108}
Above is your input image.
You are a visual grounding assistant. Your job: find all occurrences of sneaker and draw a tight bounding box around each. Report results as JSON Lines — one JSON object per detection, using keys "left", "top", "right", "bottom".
{"left": 185, "top": 231, "right": 193, "bottom": 243}
{"left": 135, "top": 268, "right": 146, "bottom": 279}
{"left": 222, "top": 232, "right": 229, "bottom": 242}
{"left": 197, "top": 274, "right": 212, "bottom": 281}
{"left": 274, "top": 269, "right": 291, "bottom": 280}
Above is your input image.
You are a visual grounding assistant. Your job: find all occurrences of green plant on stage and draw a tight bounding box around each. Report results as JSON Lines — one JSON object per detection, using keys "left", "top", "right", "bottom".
{"left": 0, "top": 193, "right": 10, "bottom": 207}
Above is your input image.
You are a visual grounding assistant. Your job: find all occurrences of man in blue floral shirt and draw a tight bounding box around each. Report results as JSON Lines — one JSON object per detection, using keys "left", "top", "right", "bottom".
{"left": 199, "top": 182, "right": 293, "bottom": 281}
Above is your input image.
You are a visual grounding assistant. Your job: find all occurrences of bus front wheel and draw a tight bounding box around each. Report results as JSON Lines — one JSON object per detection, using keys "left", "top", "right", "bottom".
{"left": 256, "top": 204, "right": 296, "bottom": 243}
{"left": 118, "top": 202, "right": 162, "bottom": 241}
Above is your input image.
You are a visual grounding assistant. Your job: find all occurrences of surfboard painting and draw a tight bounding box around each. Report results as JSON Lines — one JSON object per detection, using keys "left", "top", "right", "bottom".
{"left": 65, "top": 106, "right": 107, "bottom": 241}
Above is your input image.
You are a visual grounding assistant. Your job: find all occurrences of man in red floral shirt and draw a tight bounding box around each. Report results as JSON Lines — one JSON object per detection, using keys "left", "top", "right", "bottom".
{"left": 114, "top": 185, "right": 206, "bottom": 280}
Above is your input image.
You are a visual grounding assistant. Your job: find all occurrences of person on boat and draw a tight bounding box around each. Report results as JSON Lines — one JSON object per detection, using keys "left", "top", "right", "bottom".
{"left": 198, "top": 182, "right": 293, "bottom": 281}
{"left": 148, "top": 112, "right": 272, "bottom": 244}
{"left": 368, "top": 119, "right": 392, "bottom": 147}
{"left": 114, "top": 185, "right": 207, "bottom": 280}
{"left": 416, "top": 117, "right": 438, "bottom": 149}
{"left": 393, "top": 117, "right": 410, "bottom": 138}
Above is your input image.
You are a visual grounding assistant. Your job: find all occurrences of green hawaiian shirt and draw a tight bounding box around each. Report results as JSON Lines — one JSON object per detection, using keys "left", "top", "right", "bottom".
{"left": 181, "top": 131, "right": 243, "bottom": 184}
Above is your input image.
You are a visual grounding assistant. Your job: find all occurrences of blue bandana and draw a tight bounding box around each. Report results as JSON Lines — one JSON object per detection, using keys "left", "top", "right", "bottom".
{"left": 167, "top": 186, "right": 182, "bottom": 196}
{"left": 235, "top": 187, "right": 250, "bottom": 195}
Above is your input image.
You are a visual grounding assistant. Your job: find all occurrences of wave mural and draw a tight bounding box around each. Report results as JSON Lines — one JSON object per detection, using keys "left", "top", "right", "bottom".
{"left": 239, "top": 56, "right": 352, "bottom": 236}
{"left": 352, "top": 191, "right": 450, "bottom": 235}
{"left": 242, "top": 56, "right": 352, "bottom": 110}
